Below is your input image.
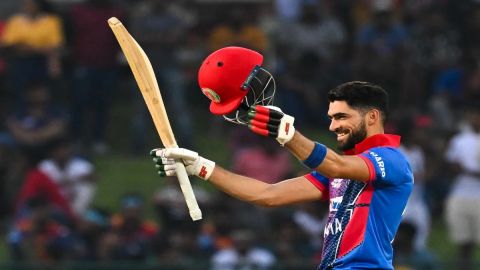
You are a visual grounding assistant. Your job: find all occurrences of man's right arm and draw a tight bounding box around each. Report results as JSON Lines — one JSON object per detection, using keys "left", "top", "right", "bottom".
{"left": 208, "top": 165, "right": 323, "bottom": 207}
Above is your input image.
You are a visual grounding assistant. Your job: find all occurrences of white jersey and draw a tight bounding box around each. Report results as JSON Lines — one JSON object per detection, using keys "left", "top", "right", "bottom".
{"left": 38, "top": 157, "right": 95, "bottom": 215}
{"left": 399, "top": 144, "right": 430, "bottom": 250}
{"left": 399, "top": 144, "right": 425, "bottom": 202}
{"left": 445, "top": 128, "right": 480, "bottom": 198}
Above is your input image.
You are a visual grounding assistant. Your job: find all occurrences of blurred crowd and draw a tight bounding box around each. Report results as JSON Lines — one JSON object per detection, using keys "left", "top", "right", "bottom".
{"left": 0, "top": 0, "right": 479, "bottom": 269}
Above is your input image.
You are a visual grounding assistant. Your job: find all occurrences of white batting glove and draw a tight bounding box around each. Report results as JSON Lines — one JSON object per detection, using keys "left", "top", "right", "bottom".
{"left": 150, "top": 148, "right": 215, "bottom": 181}
{"left": 247, "top": 105, "right": 295, "bottom": 146}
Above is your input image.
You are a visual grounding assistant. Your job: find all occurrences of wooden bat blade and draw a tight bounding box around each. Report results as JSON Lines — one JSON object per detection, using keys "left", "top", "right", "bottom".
{"left": 108, "top": 17, "right": 176, "bottom": 147}
{"left": 108, "top": 17, "right": 202, "bottom": 221}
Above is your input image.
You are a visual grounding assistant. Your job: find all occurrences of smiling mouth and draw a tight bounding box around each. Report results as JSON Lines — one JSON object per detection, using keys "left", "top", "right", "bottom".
{"left": 336, "top": 132, "right": 349, "bottom": 140}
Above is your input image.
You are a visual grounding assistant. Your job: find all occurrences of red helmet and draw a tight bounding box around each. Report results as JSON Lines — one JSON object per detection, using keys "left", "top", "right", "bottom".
{"left": 198, "top": 46, "right": 263, "bottom": 115}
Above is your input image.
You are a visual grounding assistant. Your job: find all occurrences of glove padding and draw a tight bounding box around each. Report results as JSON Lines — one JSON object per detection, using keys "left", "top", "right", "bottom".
{"left": 247, "top": 105, "right": 295, "bottom": 146}
{"left": 150, "top": 148, "right": 215, "bottom": 181}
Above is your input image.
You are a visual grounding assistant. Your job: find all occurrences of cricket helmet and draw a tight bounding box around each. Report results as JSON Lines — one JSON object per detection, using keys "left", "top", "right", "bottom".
{"left": 198, "top": 46, "right": 276, "bottom": 123}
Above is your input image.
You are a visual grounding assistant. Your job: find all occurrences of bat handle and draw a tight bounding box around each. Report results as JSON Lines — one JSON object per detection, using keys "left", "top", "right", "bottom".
{"left": 175, "top": 161, "right": 202, "bottom": 221}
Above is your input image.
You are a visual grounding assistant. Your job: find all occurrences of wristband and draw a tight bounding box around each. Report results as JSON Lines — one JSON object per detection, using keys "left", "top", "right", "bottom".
{"left": 303, "top": 142, "right": 327, "bottom": 169}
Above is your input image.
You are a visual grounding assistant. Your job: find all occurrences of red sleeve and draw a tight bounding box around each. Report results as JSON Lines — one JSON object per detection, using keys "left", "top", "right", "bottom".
{"left": 15, "top": 169, "right": 74, "bottom": 218}
{"left": 304, "top": 172, "right": 329, "bottom": 201}
{"left": 358, "top": 154, "right": 376, "bottom": 182}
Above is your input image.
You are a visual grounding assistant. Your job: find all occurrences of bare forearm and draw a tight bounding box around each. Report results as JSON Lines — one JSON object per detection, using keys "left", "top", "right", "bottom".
{"left": 208, "top": 166, "right": 275, "bottom": 207}
{"left": 284, "top": 131, "right": 315, "bottom": 160}
{"left": 207, "top": 165, "right": 323, "bottom": 206}
{"left": 284, "top": 131, "right": 341, "bottom": 177}
{"left": 285, "top": 131, "right": 369, "bottom": 181}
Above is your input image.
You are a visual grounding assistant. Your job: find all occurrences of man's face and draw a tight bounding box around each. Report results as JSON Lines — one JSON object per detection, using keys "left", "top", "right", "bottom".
{"left": 328, "top": 101, "right": 368, "bottom": 151}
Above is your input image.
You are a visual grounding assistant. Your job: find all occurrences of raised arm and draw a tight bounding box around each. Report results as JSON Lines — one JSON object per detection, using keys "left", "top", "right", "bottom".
{"left": 246, "top": 105, "right": 371, "bottom": 182}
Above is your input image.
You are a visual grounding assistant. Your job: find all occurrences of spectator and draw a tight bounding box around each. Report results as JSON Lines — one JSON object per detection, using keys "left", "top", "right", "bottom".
{"left": 208, "top": 4, "right": 269, "bottom": 53}
{"left": 211, "top": 228, "right": 276, "bottom": 270}
{"left": 71, "top": 207, "right": 111, "bottom": 261}
{"left": 353, "top": 0, "right": 408, "bottom": 107}
{"left": 0, "top": 0, "right": 64, "bottom": 96}
{"left": 276, "top": 51, "right": 345, "bottom": 128}
{"left": 277, "top": 1, "right": 346, "bottom": 63}
{"left": 398, "top": 118, "right": 431, "bottom": 251}
{"left": 67, "top": 0, "right": 124, "bottom": 155}
{"left": 9, "top": 196, "right": 76, "bottom": 261}
{"left": 231, "top": 135, "right": 294, "bottom": 184}
{"left": 444, "top": 106, "right": 480, "bottom": 270}
{"left": 6, "top": 80, "right": 67, "bottom": 166}
{"left": 104, "top": 193, "right": 159, "bottom": 261}
{"left": 15, "top": 166, "right": 74, "bottom": 221}
{"left": 273, "top": 1, "right": 347, "bottom": 127}
{"left": 403, "top": 7, "right": 461, "bottom": 109}
{"left": 38, "top": 137, "right": 96, "bottom": 216}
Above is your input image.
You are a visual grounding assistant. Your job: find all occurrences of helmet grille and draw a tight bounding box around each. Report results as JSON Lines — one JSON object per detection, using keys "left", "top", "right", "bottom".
{"left": 223, "top": 67, "right": 276, "bottom": 125}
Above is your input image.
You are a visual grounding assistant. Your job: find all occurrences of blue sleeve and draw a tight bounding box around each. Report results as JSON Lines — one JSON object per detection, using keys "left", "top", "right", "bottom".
{"left": 359, "top": 147, "right": 413, "bottom": 187}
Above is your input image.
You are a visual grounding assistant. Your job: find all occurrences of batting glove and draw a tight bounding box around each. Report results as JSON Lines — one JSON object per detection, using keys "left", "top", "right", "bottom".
{"left": 247, "top": 105, "right": 295, "bottom": 146}
{"left": 150, "top": 148, "right": 215, "bottom": 181}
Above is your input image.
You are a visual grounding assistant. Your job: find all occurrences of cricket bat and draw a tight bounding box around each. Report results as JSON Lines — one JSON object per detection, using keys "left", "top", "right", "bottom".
{"left": 107, "top": 17, "right": 202, "bottom": 221}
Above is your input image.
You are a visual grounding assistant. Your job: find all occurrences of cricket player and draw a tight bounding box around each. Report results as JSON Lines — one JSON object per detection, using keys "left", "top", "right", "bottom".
{"left": 151, "top": 47, "right": 413, "bottom": 270}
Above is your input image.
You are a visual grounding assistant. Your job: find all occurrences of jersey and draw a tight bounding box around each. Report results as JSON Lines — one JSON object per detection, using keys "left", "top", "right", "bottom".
{"left": 305, "top": 134, "right": 413, "bottom": 270}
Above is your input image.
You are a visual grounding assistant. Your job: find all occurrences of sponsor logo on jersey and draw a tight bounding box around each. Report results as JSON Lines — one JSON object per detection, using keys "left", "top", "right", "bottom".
{"left": 330, "top": 196, "right": 343, "bottom": 212}
{"left": 369, "top": 151, "right": 386, "bottom": 178}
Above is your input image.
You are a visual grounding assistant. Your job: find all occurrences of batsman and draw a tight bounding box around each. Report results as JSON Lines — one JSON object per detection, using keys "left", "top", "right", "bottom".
{"left": 151, "top": 47, "right": 413, "bottom": 270}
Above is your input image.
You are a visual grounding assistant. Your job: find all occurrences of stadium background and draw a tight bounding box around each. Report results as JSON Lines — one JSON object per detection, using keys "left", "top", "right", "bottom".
{"left": 0, "top": 0, "right": 478, "bottom": 269}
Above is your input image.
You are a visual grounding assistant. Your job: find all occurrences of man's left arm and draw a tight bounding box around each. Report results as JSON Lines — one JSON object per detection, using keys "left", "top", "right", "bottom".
{"left": 247, "top": 105, "right": 371, "bottom": 182}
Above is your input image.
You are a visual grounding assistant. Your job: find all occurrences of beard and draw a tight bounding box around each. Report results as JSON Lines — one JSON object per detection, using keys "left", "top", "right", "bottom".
{"left": 337, "top": 120, "right": 368, "bottom": 152}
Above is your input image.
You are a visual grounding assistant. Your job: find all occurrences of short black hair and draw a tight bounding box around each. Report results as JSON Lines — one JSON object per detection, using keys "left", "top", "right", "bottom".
{"left": 327, "top": 81, "right": 389, "bottom": 123}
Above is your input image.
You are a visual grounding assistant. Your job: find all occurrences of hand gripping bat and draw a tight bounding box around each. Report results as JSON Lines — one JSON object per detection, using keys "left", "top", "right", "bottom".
{"left": 108, "top": 17, "right": 202, "bottom": 221}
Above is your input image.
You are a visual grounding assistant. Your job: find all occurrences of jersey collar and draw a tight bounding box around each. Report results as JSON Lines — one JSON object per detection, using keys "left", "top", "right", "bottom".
{"left": 343, "top": 134, "right": 401, "bottom": 155}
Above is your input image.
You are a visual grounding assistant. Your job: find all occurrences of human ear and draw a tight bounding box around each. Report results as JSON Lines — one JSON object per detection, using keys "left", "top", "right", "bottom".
{"left": 367, "top": 109, "right": 380, "bottom": 126}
